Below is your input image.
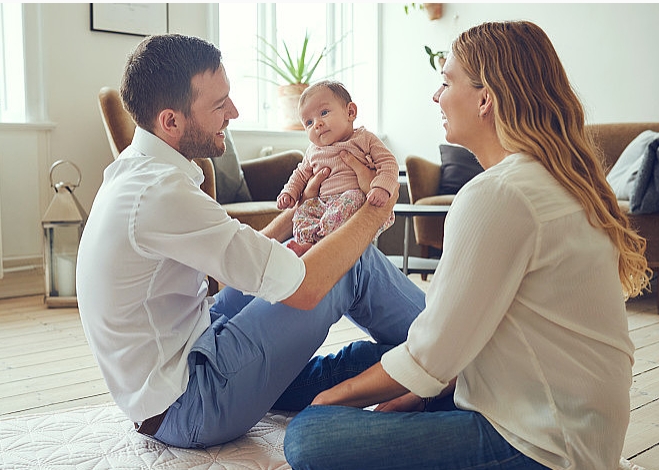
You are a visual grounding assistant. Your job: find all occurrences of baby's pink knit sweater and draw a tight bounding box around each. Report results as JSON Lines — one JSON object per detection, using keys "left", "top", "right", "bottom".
{"left": 282, "top": 127, "right": 399, "bottom": 201}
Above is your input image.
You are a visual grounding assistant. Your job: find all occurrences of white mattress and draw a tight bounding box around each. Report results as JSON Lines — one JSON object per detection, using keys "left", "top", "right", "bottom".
{"left": 0, "top": 403, "right": 647, "bottom": 470}
{"left": 0, "top": 403, "right": 293, "bottom": 469}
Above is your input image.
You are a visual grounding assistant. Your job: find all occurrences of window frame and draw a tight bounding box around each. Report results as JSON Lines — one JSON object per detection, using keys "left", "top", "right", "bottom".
{"left": 211, "top": 3, "right": 380, "bottom": 133}
{"left": 0, "top": 3, "right": 47, "bottom": 125}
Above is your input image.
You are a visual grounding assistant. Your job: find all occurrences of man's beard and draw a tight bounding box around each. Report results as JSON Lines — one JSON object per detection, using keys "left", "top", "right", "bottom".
{"left": 178, "top": 118, "right": 225, "bottom": 160}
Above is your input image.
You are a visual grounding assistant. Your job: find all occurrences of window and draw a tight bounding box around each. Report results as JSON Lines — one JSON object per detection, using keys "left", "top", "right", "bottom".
{"left": 216, "top": 3, "right": 379, "bottom": 132}
{"left": 0, "top": 3, "right": 26, "bottom": 123}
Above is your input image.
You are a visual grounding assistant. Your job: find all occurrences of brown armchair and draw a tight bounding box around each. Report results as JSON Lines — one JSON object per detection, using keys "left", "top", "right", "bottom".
{"left": 97, "top": 87, "right": 303, "bottom": 230}
{"left": 406, "top": 122, "right": 659, "bottom": 306}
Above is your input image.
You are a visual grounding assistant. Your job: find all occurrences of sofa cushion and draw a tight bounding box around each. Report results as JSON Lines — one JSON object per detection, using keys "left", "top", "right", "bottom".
{"left": 211, "top": 130, "right": 253, "bottom": 204}
{"left": 629, "top": 134, "right": 659, "bottom": 214}
{"left": 606, "top": 130, "right": 659, "bottom": 201}
{"left": 438, "top": 144, "right": 484, "bottom": 195}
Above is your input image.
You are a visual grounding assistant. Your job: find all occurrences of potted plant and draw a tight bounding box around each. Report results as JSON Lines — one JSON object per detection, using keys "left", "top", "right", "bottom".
{"left": 257, "top": 32, "right": 346, "bottom": 130}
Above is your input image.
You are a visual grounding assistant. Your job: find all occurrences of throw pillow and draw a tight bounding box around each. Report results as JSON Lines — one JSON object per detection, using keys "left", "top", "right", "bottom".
{"left": 607, "top": 130, "right": 659, "bottom": 201}
{"left": 438, "top": 144, "right": 484, "bottom": 195}
{"left": 629, "top": 135, "right": 659, "bottom": 214}
{"left": 211, "top": 130, "right": 253, "bottom": 204}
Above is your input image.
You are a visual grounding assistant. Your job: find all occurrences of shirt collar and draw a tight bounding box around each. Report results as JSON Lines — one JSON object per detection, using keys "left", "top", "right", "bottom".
{"left": 127, "top": 127, "right": 204, "bottom": 186}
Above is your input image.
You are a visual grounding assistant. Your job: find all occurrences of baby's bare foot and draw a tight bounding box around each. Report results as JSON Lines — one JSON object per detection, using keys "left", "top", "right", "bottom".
{"left": 286, "top": 240, "right": 313, "bottom": 257}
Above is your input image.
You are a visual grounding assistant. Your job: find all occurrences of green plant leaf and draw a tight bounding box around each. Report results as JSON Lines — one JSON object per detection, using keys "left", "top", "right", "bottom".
{"left": 255, "top": 32, "right": 352, "bottom": 85}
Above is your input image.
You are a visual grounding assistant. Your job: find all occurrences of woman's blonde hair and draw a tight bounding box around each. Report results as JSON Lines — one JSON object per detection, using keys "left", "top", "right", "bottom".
{"left": 452, "top": 21, "right": 650, "bottom": 298}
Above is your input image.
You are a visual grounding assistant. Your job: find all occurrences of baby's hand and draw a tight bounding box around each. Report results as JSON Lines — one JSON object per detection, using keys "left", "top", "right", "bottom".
{"left": 277, "top": 193, "right": 296, "bottom": 210}
{"left": 366, "top": 187, "right": 390, "bottom": 207}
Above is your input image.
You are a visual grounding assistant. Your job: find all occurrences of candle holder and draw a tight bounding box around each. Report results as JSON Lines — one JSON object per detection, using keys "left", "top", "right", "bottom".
{"left": 41, "top": 160, "right": 87, "bottom": 308}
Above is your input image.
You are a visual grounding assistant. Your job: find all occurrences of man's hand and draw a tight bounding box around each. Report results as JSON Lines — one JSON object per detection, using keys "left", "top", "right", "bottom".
{"left": 261, "top": 167, "right": 331, "bottom": 242}
{"left": 301, "top": 167, "right": 330, "bottom": 203}
{"left": 340, "top": 150, "right": 376, "bottom": 194}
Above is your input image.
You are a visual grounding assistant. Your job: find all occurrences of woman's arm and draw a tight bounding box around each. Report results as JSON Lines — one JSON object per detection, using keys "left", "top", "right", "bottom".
{"left": 311, "top": 362, "right": 409, "bottom": 408}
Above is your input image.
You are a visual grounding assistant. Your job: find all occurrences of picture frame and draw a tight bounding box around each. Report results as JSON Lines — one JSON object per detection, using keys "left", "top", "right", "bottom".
{"left": 90, "top": 3, "right": 168, "bottom": 37}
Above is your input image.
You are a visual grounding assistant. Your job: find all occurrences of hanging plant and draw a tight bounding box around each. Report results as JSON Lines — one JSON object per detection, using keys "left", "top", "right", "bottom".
{"left": 404, "top": 3, "right": 443, "bottom": 20}
{"left": 424, "top": 46, "right": 448, "bottom": 71}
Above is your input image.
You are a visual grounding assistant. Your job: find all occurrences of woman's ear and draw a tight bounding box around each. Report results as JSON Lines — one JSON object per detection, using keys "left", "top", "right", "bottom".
{"left": 347, "top": 102, "right": 358, "bottom": 122}
{"left": 479, "top": 89, "right": 493, "bottom": 119}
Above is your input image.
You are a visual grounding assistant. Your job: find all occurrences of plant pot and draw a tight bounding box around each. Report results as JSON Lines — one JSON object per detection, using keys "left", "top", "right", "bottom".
{"left": 278, "top": 83, "right": 309, "bottom": 131}
{"left": 423, "top": 3, "right": 443, "bottom": 21}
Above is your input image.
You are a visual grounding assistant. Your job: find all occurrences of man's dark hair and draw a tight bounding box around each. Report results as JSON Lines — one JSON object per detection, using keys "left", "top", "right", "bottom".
{"left": 120, "top": 34, "right": 223, "bottom": 132}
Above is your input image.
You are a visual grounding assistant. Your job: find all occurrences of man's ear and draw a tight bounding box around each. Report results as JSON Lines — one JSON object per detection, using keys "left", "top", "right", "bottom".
{"left": 347, "top": 102, "right": 358, "bottom": 122}
{"left": 155, "top": 109, "right": 183, "bottom": 140}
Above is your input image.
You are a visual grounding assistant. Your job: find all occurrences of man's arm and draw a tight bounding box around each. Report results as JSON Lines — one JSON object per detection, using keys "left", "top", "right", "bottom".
{"left": 283, "top": 156, "right": 397, "bottom": 310}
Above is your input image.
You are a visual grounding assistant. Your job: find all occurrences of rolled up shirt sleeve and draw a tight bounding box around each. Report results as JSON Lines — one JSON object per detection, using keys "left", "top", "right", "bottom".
{"left": 245, "top": 238, "right": 305, "bottom": 303}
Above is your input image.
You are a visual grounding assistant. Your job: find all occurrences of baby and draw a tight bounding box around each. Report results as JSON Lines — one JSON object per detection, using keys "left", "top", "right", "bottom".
{"left": 277, "top": 80, "right": 399, "bottom": 256}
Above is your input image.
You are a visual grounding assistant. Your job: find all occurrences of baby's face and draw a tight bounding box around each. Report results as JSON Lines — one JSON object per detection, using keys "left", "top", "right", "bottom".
{"left": 299, "top": 87, "right": 355, "bottom": 147}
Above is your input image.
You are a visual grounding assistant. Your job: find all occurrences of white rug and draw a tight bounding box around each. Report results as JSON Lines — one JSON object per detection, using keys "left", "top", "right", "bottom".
{"left": 0, "top": 403, "right": 293, "bottom": 469}
{"left": 0, "top": 403, "right": 647, "bottom": 470}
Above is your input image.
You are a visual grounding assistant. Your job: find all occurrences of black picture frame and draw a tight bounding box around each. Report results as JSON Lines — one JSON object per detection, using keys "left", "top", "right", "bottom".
{"left": 90, "top": 3, "right": 168, "bottom": 37}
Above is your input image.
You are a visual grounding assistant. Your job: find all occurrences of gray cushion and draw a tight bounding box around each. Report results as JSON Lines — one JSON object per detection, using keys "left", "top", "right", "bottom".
{"left": 211, "top": 130, "right": 253, "bottom": 204}
{"left": 607, "top": 130, "right": 659, "bottom": 201}
{"left": 438, "top": 144, "right": 483, "bottom": 195}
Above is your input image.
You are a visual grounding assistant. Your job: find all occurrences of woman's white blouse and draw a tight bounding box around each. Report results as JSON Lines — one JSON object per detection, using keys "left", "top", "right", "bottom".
{"left": 382, "top": 153, "right": 634, "bottom": 470}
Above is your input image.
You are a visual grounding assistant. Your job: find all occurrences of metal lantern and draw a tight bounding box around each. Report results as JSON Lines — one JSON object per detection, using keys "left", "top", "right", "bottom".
{"left": 41, "top": 160, "right": 87, "bottom": 308}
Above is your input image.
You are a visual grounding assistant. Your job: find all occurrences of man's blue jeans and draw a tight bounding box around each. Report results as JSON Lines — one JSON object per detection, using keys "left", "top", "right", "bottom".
{"left": 284, "top": 391, "right": 550, "bottom": 470}
{"left": 151, "top": 245, "right": 426, "bottom": 448}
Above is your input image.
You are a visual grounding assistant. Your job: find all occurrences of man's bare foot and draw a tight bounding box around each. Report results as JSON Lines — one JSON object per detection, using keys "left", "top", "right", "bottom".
{"left": 286, "top": 240, "right": 313, "bottom": 257}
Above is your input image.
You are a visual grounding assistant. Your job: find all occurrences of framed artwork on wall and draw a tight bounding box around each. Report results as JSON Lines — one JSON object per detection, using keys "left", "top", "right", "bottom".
{"left": 90, "top": 3, "right": 168, "bottom": 37}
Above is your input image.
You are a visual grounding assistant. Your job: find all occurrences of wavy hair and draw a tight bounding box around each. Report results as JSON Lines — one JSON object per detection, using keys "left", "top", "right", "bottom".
{"left": 452, "top": 21, "right": 650, "bottom": 298}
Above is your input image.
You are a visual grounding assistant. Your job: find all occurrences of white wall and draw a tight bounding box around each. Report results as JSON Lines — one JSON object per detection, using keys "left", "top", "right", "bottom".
{"left": 1, "top": 2, "right": 658, "bottom": 271}
{"left": 0, "top": 3, "right": 211, "bottom": 267}
{"left": 380, "top": 3, "right": 659, "bottom": 164}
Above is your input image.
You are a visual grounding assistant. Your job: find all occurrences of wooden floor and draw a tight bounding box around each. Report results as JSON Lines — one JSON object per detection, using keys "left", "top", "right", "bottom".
{"left": 0, "top": 275, "right": 658, "bottom": 468}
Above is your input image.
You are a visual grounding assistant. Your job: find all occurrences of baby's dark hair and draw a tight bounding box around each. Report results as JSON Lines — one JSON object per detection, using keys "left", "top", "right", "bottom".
{"left": 299, "top": 80, "right": 353, "bottom": 109}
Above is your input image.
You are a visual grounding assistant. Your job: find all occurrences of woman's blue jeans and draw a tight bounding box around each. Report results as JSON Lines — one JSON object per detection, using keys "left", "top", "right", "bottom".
{"left": 284, "top": 397, "right": 550, "bottom": 469}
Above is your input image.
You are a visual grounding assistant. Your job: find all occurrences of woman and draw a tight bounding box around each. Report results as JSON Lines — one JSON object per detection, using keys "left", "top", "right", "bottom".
{"left": 282, "top": 21, "right": 650, "bottom": 470}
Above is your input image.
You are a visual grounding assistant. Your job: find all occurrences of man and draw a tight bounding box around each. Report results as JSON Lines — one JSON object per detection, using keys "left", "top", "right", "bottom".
{"left": 77, "top": 34, "right": 425, "bottom": 448}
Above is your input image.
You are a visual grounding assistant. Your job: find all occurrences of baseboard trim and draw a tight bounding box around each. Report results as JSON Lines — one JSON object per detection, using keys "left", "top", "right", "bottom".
{"left": 0, "top": 257, "right": 45, "bottom": 300}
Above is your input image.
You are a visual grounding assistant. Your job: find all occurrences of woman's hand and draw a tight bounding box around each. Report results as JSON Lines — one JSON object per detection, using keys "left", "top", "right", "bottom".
{"left": 374, "top": 392, "right": 424, "bottom": 412}
{"left": 311, "top": 362, "right": 409, "bottom": 409}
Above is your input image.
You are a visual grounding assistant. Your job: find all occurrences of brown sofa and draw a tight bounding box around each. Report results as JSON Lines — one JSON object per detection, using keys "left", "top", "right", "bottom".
{"left": 406, "top": 122, "right": 659, "bottom": 305}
